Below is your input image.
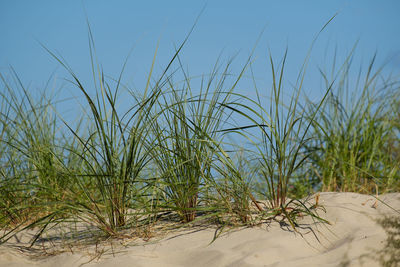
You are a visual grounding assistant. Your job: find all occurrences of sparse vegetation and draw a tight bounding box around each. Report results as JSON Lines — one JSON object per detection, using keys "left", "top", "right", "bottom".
{"left": 0, "top": 21, "right": 399, "bottom": 252}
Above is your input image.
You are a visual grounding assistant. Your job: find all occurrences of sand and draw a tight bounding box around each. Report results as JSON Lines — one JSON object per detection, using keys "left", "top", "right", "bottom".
{"left": 0, "top": 192, "right": 399, "bottom": 267}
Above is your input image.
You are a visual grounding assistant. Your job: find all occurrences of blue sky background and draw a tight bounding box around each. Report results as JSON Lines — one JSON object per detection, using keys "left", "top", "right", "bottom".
{"left": 0, "top": 0, "right": 399, "bottom": 117}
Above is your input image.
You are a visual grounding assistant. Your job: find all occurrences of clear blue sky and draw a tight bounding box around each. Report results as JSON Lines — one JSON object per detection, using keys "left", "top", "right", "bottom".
{"left": 1, "top": 0, "right": 399, "bottom": 109}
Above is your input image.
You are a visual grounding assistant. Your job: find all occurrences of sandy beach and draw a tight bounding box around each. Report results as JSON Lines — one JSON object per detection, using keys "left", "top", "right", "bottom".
{"left": 0, "top": 192, "right": 399, "bottom": 267}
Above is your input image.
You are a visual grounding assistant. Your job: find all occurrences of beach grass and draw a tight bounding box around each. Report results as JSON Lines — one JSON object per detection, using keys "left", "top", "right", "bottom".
{"left": 304, "top": 52, "right": 400, "bottom": 194}
{"left": 0, "top": 22, "right": 399, "bottom": 248}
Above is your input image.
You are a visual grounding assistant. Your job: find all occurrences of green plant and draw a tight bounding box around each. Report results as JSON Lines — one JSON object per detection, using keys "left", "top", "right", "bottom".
{"left": 42, "top": 36, "right": 165, "bottom": 235}
{"left": 305, "top": 54, "right": 399, "bottom": 193}
{"left": 151, "top": 56, "right": 244, "bottom": 223}
{"left": 219, "top": 16, "right": 338, "bottom": 228}
{"left": 0, "top": 70, "right": 87, "bottom": 247}
{"left": 0, "top": 22, "right": 194, "bottom": 243}
{"left": 210, "top": 148, "right": 256, "bottom": 224}
{"left": 218, "top": 51, "right": 330, "bottom": 229}
{"left": 0, "top": 71, "right": 71, "bottom": 218}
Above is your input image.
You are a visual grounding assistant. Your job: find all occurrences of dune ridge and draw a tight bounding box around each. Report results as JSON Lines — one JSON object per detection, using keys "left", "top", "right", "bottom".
{"left": 0, "top": 192, "right": 399, "bottom": 267}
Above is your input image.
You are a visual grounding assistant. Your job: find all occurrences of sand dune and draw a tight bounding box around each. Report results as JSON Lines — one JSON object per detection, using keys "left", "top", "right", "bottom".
{"left": 1, "top": 192, "right": 399, "bottom": 267}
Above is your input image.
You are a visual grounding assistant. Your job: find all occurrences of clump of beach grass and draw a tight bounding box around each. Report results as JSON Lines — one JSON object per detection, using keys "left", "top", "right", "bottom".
{"left": 150, "top": 54, "right": 247, "bottom": 223}
{"left": 304, "top": 51, "right": 400, "bottom": 194}
{"left": 218, "top": 18, "right": 337, "bottom": 229}
{"left": 36, "top": 27, "right": 196, "bottom": 236}
{"left": 220, "top": 52, "right": 331, "bottom": 229}
{"left": 0, "top": 69, "right": 82, "bottom": 240}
